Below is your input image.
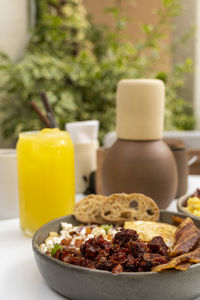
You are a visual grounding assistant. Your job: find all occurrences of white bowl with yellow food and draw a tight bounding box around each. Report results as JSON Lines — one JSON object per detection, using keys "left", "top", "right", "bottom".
{"left": 177, "top": 190, "right": 200, "bottom": 219}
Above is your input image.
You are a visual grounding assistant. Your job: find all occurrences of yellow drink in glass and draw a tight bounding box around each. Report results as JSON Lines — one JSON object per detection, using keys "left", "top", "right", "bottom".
{"left": 17, "top": 128, "right": 75, "bottom": 237}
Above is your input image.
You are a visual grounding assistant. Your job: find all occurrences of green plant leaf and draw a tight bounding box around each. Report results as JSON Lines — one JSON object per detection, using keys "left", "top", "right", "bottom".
{"left": 51, "top": 244, "right": 63, "bottom": 256}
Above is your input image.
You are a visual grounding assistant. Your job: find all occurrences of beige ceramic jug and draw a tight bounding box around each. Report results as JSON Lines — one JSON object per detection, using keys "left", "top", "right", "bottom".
{"left": 102, "top": 79, "right": 178, "bottom": 208}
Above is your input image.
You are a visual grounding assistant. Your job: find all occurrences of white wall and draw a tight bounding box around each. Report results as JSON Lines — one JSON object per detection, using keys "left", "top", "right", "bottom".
{"left": 172, "top": 0, "right": 200, "bottom": 129}
{"left": 172, "top": 0, "right": 196, "bottom": 105}
{"left": 0, "top": 0, "right": 32, "bottom": 147}
{"left": 0, "top": 0, "right": 29, "bottom": 61}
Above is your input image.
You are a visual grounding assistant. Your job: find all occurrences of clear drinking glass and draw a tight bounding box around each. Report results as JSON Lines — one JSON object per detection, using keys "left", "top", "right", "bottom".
{"left": 17, "top": 128, "right": 75, "bottom": 237}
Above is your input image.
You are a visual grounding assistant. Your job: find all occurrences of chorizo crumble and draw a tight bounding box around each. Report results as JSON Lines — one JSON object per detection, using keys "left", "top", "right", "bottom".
{"left": 40, "top": 223, "right": 170, "bottom": 274}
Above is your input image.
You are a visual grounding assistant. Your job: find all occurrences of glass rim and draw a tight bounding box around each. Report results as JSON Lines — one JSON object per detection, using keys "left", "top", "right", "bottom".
{"left": 18, "top": 129, "right": 69, "bottom": 139}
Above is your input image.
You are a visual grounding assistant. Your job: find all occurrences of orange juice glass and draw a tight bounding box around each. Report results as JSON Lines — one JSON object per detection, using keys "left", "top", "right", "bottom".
{"left": 17, "top": 128, "right": 75, "bottom": 237}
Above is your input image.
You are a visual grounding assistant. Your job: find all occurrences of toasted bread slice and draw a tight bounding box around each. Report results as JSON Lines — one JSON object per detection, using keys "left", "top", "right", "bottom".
{"left": 101, "top": 193, "right": 159, "bottom": 224}
{"left": 74, "top": 194, "right": 107, "bottom": 224}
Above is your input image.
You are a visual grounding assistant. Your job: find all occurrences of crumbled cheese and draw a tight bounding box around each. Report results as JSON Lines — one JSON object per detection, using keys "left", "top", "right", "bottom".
{"left": 85, "top": 234, "right": 94, "bottom": 241}
{"left": 61, "top": 222, "right": 73, "bottom": 230}
{"left": 40, "top": 223, "right": 121, "bottom": 254}
{"left": 60, "top": 230, "right": 71, "bottom": 239}
{"left": 92, "top": 227, "right": 106, "bottom": 237}
{"left": 45, "top": 237, "right": 54, "bottom": 246}
{"left": 40, "top": 243, "right": 47, "bottom": 253}
{"left": 49, "top": 232, "right": 59, "bottom": 237}
{"left": 52, "top": 236, "right": 62, "bottom": 244}
{"left": 79, "top": 227, "right": 86, "bottom": 235}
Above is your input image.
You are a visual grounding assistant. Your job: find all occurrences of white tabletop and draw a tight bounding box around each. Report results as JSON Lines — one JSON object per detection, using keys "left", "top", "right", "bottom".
{"left": 1, "top": 176, "right": 200, "bottom": 300}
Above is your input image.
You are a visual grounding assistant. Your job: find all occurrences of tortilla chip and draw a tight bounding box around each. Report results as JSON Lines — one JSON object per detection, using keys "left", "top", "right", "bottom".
{"left": 172, "top": 216, "right": 184, "bottom": 226}
{"left": 170, "top": 217, "right": 200, "bottom": 256}
{"left": 174, "top": 262, "right": 191, "bottom": 271}
{"left": 152, "top": 247, "right": 200, "bottom": 272}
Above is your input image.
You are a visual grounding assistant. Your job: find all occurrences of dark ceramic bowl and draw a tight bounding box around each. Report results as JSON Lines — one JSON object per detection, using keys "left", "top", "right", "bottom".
{"left": 177, "top": 194, "right": 200, "bottom": 220}
{"left": 32, "top": 211, "right": 200, "bottom": 300}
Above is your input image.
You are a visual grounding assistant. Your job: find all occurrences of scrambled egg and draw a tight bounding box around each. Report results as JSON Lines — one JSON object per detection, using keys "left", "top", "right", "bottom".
{"left": 185, "top": 197, "right": 200, "bottom": 217}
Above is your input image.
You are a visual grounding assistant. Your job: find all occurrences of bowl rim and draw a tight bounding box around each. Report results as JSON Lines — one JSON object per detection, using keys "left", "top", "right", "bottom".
{"left": 177, "top": 194, "right": 200, "bottom": 220}
{"left": 32, "top": 210, "right": 200, "bottom": 277}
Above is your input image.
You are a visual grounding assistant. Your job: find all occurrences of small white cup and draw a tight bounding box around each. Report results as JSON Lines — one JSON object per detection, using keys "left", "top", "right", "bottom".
{"left": 66, "top": 120, "right": 99, "bottom": 144}
{"left": 74, "top": 141, "right": 98, "bottom": 193}
{"left": 65, "top": 120, "right": 99, "bottom": 193}
{"left": 0, "top": 149, "right": 19, "bottom": 219}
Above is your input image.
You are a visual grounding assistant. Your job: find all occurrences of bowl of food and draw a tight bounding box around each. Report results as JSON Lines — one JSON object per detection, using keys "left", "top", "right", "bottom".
{"left": 33, "top": 193, "right": 200, "bottom": 300}
{"left": 177, "top": 188, "right": 200, "bottom": 219}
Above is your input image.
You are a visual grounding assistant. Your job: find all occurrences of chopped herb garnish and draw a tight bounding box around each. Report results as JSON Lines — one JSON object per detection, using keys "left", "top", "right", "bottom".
{"left": 100, "top": 224, "right": 113, "bottom": 234}
{"left": 51, "top": 243, "right": 63, "bottom": 256}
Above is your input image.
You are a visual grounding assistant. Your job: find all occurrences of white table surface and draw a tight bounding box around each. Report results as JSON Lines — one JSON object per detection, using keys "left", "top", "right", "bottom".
{"left": 1, "top": 176, "right": 200, "bottom": 300}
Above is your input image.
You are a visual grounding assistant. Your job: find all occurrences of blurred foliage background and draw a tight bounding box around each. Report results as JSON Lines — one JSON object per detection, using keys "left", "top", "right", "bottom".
{"left": 0, "top": 0, "right": 195, "bottom": 143}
